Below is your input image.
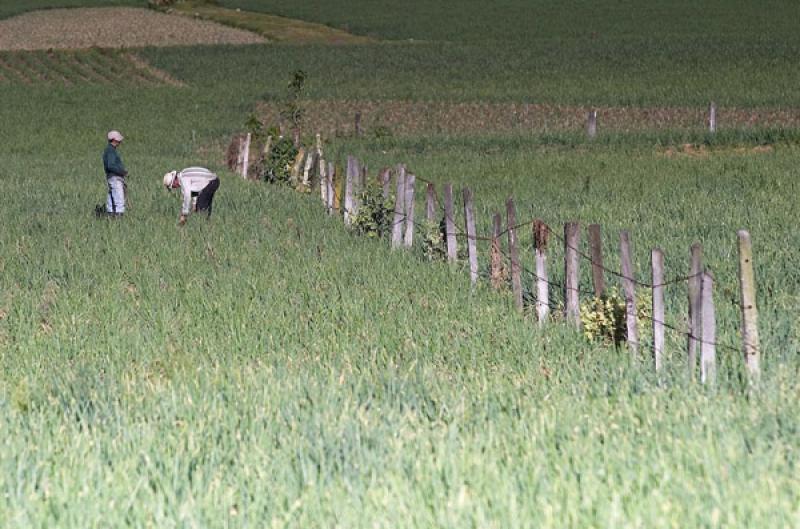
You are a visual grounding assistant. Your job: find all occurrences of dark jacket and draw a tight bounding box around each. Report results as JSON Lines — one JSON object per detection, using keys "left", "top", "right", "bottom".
{"left": 103, "top": 143, "right": 127, "bottom": 178}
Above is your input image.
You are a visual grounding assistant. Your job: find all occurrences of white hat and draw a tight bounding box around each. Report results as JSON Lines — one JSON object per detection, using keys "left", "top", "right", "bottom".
{"left": 163, "top": 170, "right": 178, "bottom": 188}
{"left": 107, "top": 130, "right": 124, "bottom": 142}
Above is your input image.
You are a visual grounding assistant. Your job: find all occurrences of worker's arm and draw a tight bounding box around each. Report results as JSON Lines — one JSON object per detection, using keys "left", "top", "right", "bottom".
{"left": 180, "top": 182, "right": 192, "bottom": 222}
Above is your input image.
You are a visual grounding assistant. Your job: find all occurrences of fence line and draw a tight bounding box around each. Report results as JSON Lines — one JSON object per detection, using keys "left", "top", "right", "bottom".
{"left": 248, "top": 143, "right": 758, "bottom": 383}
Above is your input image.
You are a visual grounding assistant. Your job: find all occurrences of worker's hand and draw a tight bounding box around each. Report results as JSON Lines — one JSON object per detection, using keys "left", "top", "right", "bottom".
{"left": 179, "top": 214, "right": 187, "bottom": 226}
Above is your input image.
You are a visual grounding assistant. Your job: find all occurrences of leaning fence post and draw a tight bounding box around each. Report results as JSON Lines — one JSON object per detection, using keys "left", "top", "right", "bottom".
{"left": 738, "top": 230, "right": 760, "bottom": 381}
{"left": 588, "top": 223, "right": 605, "bottom": 298}
{"left": 688, "top": 243, "right": 703, "bottom": 378}
{"left": 490, "top": 213, "right": 504, "bottom": 290}
{"left": 564, "top": 222, "right": 581, "bottom": 327}
{"left": 343, "top": 155, "right": 357, "bottom": 226}
{"left": 444, "top": 184, "right": 457, "bottom": 261}
{"left": 391, "top": 165, "right": 406, "bottom": 249}
{"left": 426, "top": 183, "right": 436, "bottom": 222}
{"left": 708, "top": 102, "right": 717, "bottom": 133}
{"left": 620, "top": 231, "right": 639, "bottom": 358}
{"left": 241, "top": 132, "right": 251, "bottom": 179}
{"left": 586, "top": 109, "right": 597, "bottom": 139}
{"left": 651, "top": 248, "right": 665, "bottom": 371}
{"left": 533, "top": 220, "right": 549, "bottom": 324}
{"left": 403, "top": 174, "right": 416, "bottom": 248}
{"left": 506, "top": 198, "right": 523, "bottom": 312}
{"left": 290, "top": 148, "right": 305, "bottom": 186}
{"left": 463, "top": 187, "right": 478, "bottom": 285}
{"left": 700, "top": 270, "right": 716, "bottom": 385}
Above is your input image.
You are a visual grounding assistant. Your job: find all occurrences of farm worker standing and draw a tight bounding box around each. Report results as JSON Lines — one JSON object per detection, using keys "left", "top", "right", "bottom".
{"left": 103, "top": 130, "right": 128, "bottom": 216}
{"left": 163, "top": 167, "right": 220, "bottom": 225}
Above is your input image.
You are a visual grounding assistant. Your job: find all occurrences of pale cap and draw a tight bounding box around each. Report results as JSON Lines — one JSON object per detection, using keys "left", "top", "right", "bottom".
{"left": 107, "top": 130, "right": 124, "bottom": 142}
{"left": 163, "top": 170, "right": 178, "bottom": 188}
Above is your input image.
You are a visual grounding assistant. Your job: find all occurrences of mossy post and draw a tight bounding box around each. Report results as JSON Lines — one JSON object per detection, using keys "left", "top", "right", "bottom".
{"left": 444, "top": 183, "right": 457, "bottom": 261}
{"left": 620, "top": 231, "right": 639, "bottom": 358}
{"left": 564, "top": 222, "right": 581, "bottom": 327}
{"left": 391, "top": 165, "right": 406, "bottom": 249}
{"left": 403, "top": 173, "right": 416, "bottom": 248}
{"left": 651, "top": 248, "right": 665, "bottom": 371}
{"left": 463, "top": 187, "right": 478, "bottom": 285}
{"left": 700, "top": 270, "right": 716, "bottom": 385}
{"left": 506, "top": 198, "right": 523, "bottom": 312}
{"left": 588, "top": 223, "right": 605, "bottom": 298}
{"left": 533, "top": 220, "right": 549, "bottom": 324}
{"left": 490, "top": 213, "right": 504, "bottom": 291}
{"left": 738, "top": 230, "right": 760, "bottom": 381}
{"left": 688, "top": 243, "right": 703, "bottom": 378}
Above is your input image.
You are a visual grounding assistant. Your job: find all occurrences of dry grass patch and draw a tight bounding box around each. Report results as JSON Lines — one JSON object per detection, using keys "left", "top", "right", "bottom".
{"left": 168, "top": 1, "right": 373, "bottom": 44}
{"left": 0, "top": 7, "right": 265, "bottom": 51}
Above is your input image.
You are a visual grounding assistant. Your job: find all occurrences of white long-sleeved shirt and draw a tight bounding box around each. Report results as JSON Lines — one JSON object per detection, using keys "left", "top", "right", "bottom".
{"left": 178, "top": 167, "right": 217, "bottom": 215}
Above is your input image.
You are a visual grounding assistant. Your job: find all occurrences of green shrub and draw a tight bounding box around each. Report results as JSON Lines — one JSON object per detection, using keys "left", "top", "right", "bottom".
{"left": 580, "top": 287, "right": 651, "bottom": 346}
{"left": 353, "top": 186, "right": 394, "bottom": 238}
{"left": 261, "top": 136, "right": 298, "bottom": 185}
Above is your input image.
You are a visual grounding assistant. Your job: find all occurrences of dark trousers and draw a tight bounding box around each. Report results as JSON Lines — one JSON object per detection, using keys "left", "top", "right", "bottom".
{"left": 196, "top": 178, "right": 220, "bottom": 216}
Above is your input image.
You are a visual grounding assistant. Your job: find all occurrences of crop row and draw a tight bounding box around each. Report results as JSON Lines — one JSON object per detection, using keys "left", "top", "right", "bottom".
{"left": 0, "top": 48, "right": 182, "bottom": 87}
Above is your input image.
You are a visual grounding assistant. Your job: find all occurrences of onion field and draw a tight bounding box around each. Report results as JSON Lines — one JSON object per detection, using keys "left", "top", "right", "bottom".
{"left": 1, "top": 1, "right": 799, "bottom": 527}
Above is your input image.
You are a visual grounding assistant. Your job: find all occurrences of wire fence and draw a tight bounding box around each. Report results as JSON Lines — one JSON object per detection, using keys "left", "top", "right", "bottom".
{"left": 235, "top": 140, "right": 760, "bottom": 381}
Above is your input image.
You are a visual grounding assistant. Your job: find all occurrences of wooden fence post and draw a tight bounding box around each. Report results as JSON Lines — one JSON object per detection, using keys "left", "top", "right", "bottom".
{"left": 490, "top": 213, "right": 504, "bottom": 290}
{"left": 564, "top": 222, "right": 581, "bottom": 327}
{"left": 533, "top": 220, "right": 549, "bottom": 324}
{"left": 426, "top": 183, "right": 436, "bottom": 222}
{"left": 302, "top": 149, "right": 315, "bottom": 188}
{"left": 355, "top": 111, "right": 362, "bottom": 137}
{"left": 403, "top": 173, "right": 416, "bottom": 248}
{"left": 241, "top": 132, "right": 251, "bottom": 179}
{"left": 343, "top": 155, "right": 358, "bottom": 226}
{"left": 708, "top": 102, "right": 717, "bottom": 133}
{"left": 700, "top": 270, "right": 716, "bottom": 385}
{"left": 587, "top": 110, "right": 597, "bottom": 139}
{"left": 588, "top": 223, "right": 605, "bottom": 298}
{"left": 444, "top": 183, "right": 457, "bottom": 261}
{"left": 688, "top": 243, "right": 703, "bottom": 378}
{"left": 326, "top": 162, "right": 335, "bottom": 215}
{"left": 290, "top": 148, "right": 305, "bottom": 186}
{"left": 319, "top": 157, "right": 327, "bottom": 205}
{"left": 738, "top": 230, "right": 760, "bottom": 381}
{"left": 391, "top": 165, "right": 406, "bottom": 248}
{"left": 380, "top": 168, "right": 392, "bottom": 200}
{"left": 651, "top": 248, "right": 665, "bottom": 371}
{"left": 463, "top": 187, "right": 478, "bottom": 285}
{"left": 620, "top": 231, "right": 639, "bottom": 358}
{"left": 507, "top": 198, "right": 523, "bottom": 312}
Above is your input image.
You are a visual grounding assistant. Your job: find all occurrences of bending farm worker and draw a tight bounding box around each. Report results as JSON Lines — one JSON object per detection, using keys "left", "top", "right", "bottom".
{"left": 103, "top": 130, "right": 128, "bottom": 216}
{"left": 163, "top": 167, "right": 220, "bottom": 225}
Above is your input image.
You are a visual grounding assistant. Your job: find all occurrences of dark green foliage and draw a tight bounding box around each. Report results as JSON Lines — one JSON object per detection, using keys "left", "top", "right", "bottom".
{"left": 261, "top": 135, "right": 298, "bottom": 184}
{"left": 353, "top": 186, "right": 393, "bottom": 238}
